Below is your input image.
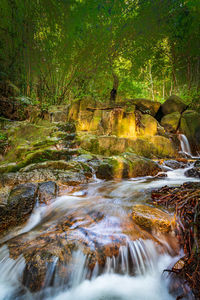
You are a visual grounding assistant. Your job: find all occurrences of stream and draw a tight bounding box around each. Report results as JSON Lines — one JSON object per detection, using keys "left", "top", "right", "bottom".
{"left": 0, "top": 162, "right": 199, "bottom": 300}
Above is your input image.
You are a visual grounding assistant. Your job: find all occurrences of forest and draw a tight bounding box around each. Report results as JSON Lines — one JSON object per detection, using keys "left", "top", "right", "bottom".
{"left": 0, "top": 0, "right": 200, "bottom": 106}
{"left": 0, "top": 1, "right": 200, "bottom": 300}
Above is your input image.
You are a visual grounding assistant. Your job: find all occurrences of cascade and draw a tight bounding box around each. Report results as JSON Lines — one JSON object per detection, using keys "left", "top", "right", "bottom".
{"left": 179, "top": 134, "right": 192, "bottom": 156}
{"left": 0, "top": 164, "right": 200, "bottom": 300}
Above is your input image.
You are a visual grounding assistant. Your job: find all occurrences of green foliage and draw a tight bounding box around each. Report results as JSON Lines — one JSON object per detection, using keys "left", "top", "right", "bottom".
{"left": 0, "top": 132, "right": 7, "bottom": 141}
{"left": 0, "top": 0, "right": 199, "bottom": 104}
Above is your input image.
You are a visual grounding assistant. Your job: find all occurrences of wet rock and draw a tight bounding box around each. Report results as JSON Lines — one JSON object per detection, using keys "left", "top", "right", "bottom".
{"left": 194, "top": 160, "right": 200, "bottom": 168}
{"left": 132, "top": 204, "right": 175, "bottom": 234}
{"left": 184, "top": 167, "right": 200, "bottom": 178}
{"left": 96, "top": 162, "right": 113, "bottom": 180}
{"left": 96, "top": 154, "right": 161, "bottom": 180}
{"left": 38, "top": 181, "right": 58, "bottom": 204}
{"left": 161, "top": 112, "right": 181, "bottom": 133}
{"left": 0, "top": 183, "right": 38, "bottom": 233}
{"left": 57, "top": 171, "right": 88, "bottom": 185}
{"left": 163, "top": 160, "right": 186, "bottom": 170}
{"left": 180, "top": 110, "right": 200, "bottom": 154}
{"left": 161, "top": 95, "right": 187, "bottom": 115}
{"left": 7, "top": 183, "right": 38, "bottom": 214}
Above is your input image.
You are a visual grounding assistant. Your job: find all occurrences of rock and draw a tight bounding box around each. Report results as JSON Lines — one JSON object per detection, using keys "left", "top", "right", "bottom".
{"left": 0, "top": 149, "right": 79, "bottom": 173}
{"left": 44, "top": 105, "right": 68, "bottom": 123}
{"left": 163, "top": 160, "right": 186, "bottom": 170}
{"left": 0, "top": 97, "right": 30, "bottom": 120}
{"left": 96, "top": 153, "right": 161, "bottom": 179}
{"left": 7, "top": 183, "right": 38, "bottom": 214}
{"left": 19, "top": 160, "right": 92, "bottom": 174}
{"left": 68, "top": 101, "right": 80, "bottom": 121}
{"left": 77, "top": 110, "right": 94, "bottom": 131}
{"left": 0, "top": 169, "right": 57, "bottom": 188}
{"left": 79, "top": 134, "right": 177, "bottom": 158}
{"left": 0, "top": 183, "right": 38, "bottom": 233}
{"left": 38, "top": 181, "right": 58, "bottom": 204}
{"left": 180, "top": 110, "right": 200, "bottom": 154}
{"left": 0, "top": 186, "right": 11, "bottom": 205}
{"left": 161, "top": 95, "right": 187, "bottom": 115}
{"left": 161, "top": 112, "right": 181, "bottom": 133}
{"left": 100, "top": 108, "right": 136, "bottom": 138}
{"left": 194, "top": 160, "right": 200, "bottom": 168}
{"left": 184, "top": 167, "right": 200, "bottom": 178}
{"left": 57, "top": 171, "right": 89, "bottom": 185}
{"left": 98, "top": 136, "right": 127, "bottom": 155}
{"left": 125, "top": 98, "right": 161, "bottom": 116}
{"left": 96, "top": 162, "right": 113, "bottom": 180}
{"left": 132, "top": 204, "right": 175, "bottom": 234}
{"left": 147, "top": 136, "right": 177, "bottom": 158}
{"left": 137, "top": 114, "right": 158, "bottom": 136}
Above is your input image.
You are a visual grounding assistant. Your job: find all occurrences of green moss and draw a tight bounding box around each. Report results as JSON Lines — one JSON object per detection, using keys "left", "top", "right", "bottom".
{"left": 0, "top": 148, "right": 76, "bottom": 174}
{"left": 0, "top": 132, "right": 7, "bottom": 141}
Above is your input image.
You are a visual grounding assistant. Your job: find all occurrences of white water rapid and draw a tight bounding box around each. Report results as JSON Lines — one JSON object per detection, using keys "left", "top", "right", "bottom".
{"left": 0, "top": 163, "right": 199, "bottom": 300}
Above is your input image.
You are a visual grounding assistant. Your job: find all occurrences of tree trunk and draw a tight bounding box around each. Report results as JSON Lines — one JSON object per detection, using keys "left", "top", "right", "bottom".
{"left": 149, "top": 63, "right": 154, "bottom": 100}
{"left": 110, "top": 73, "right": 119, "bottom": 105}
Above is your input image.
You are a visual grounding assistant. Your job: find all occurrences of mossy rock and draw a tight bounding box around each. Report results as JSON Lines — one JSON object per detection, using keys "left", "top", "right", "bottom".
{"left": 96, "top": 153, "right": 161, "bottom": 179}
{"left": 0, "top": 149, "right": 79, "bottom": 174}
{"left": 161, "top": 95, "right": 187, "bottom": 115}
{"left": 137, "top": 114, "right": 158, "bottom": 136}
{"left": 20, "top": 159, "right": 92, "bottom": 174}
{"left": 122, "top": 98, "right": 160, "bottom": 116}
{"left": 147, "top": 136, "right": 177, "bottom": 158}
{"left": 79, "top": 133, "right": 177, "bottom": 158}
{"left": 161, "top": 112, "right": 181, "bottom": 133}
{"left": 180, "top": 110, "right": 200, "bottom": 154}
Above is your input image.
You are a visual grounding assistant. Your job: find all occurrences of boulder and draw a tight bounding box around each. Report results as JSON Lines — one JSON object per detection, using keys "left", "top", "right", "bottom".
{"left": 96, "top": 154, "right": 161, "bottom": 179}
{"left": 79, "top": 134, "right": 177, "bottom": 158}
{"left": 180, "top": 110, "right": 200, "bottom": 154}
{"left": 161, "top": 95, "right": 187, "bottom": 115}
{"left": 0, "top": 148, "right": 80, "bottom": 173}
{"left": 99, "top": 108, "right": 136, "bottom": 138}
{"left": 163, "top": 160, "right": 186, "bottom": 170}
{"left": 0, "top": 183, "right": 38, "bottom": 233}
{"left": 194, "top": 160, "right": 200, "bottom": 168}
{"left": 132, "top": 204, "right": 175, "bottom": 234}
{"left": 125, "top": 98, "right": 160, "bottom": 116}
{"left": 184, "top": 167, "right": 200, "bottom": 178}
{"left": 161, "top": 112, "right": 181, "bottom": 133}
{"left": 137, "top": 114, "right": 158, "bottom": 136}
{"left": 38, "top": 181, "right": 58, "bottom": 204}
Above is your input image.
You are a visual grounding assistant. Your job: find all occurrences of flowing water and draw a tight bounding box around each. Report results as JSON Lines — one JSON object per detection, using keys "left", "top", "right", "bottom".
{"left": 179, "top": 134, "right": 192, "bottom": 156}
{"left": 0, "top": 162, "right": 199, "bottom": 300}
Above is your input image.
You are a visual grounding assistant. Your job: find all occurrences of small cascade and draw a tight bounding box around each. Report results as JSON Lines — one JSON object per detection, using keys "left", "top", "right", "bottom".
{"left": 179, "top": 134, "right": 192, "bottom": 156}
{"left": 0, "top": 239, "right": 175, "bottom": 300}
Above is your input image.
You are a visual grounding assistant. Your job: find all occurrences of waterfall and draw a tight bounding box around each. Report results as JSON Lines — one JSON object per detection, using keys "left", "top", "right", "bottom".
{"left": 179, "top": 134, "right": 192, "bottom": 156}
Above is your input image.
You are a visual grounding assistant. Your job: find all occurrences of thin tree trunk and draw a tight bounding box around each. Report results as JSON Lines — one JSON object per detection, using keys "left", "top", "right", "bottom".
{"left": 149, "top": 63, "right": 154, "bottom": 100}
{"left": 162, "top": 80, "right": 165, "bottom": 99}
{"left": 187, "top": 56, "right": 192, "bottom": 91}
{"left": 110, "top": 73, "right": 119, "bottom": 105}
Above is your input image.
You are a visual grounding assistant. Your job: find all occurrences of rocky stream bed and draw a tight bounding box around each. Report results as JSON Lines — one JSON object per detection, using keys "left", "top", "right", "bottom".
{"left": 0, "top": 95, "right": 200, "bottom": 299}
